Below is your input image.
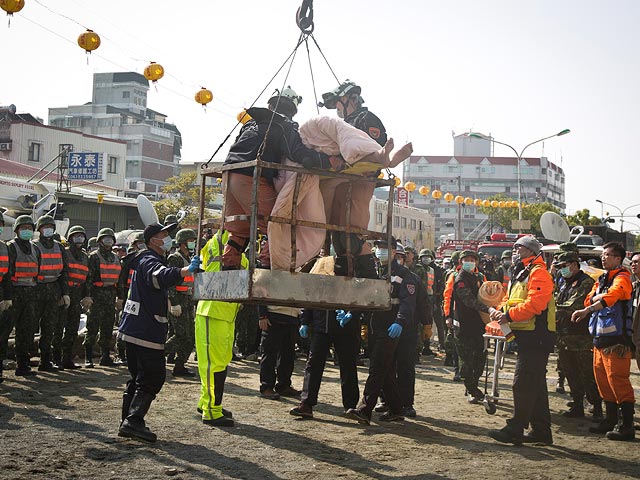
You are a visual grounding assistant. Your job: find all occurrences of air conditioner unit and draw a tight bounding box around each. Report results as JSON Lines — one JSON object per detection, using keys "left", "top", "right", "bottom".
{"left": 0, "top": 141, "right": 12, "bottom": 151}
{"left": 136, "top": 181, "right": 146, "bottom": 191}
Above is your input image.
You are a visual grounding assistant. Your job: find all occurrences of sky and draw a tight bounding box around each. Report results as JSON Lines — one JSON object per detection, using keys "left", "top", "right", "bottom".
{"left": 2, "top": 0, "right": 640, "bottom": 230}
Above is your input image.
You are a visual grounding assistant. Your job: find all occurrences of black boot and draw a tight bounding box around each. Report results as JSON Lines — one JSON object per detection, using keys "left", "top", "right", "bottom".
{"left": 563, "top": 397, "right": 585, "bottom": 418}
{"left": 85, "top": 346, "right": 94, "bottom": 368}
{"left": 606, "top": 403, "right": 635, "bottom": 441}
{"left": 38, "top": 354, "right": 60, "bottom": 372}
{"left": 591, "top": 400, "right": 603, "bottom": 421}
{"left": 62, "top": 353, "right": 82, "bottom": 370}
{"left": 121, "top": 392, "right": 134, "bottom": 424}
{"left": 15, "top": 358, "right": 36, "bottom": 376}
{"left": 203, "top": 369, "right": 234, "bottom": 427}
{"left": 590, "top": 401, "right": 618, "bottom": 434}
{"left": 118, "top": 391, "right": 157, "bottom": 442}
{"left": 172, "top": 363, "right": 195, "bottom": 377}
{"left": 52, "top": 351, "right": 64, "bottom": 371}
{"left": 99, "top": 352, "right": 117, "bottom": 367}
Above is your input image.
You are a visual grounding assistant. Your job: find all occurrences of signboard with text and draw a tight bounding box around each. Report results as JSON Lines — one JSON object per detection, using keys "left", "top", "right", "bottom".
{"left": 68, "top": 152, "right": 102, "bottom": 181}
{"left": 396, "top": 187, "right": 408, "bottom": 206}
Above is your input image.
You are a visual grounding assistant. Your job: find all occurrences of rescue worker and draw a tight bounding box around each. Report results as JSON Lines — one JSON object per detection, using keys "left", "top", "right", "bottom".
{"left": 117, "top": 222, "right": 199, "bottom": 442}
{"left": 552, "top": 251, "right": 600, "bottom": 418}
{"left": 87, "top": 236, "right": 98, "bottom": 254}
{"left": 32, "top": 215, "right": 69, "bottom": 371}
{"left": 164, "top": 214, "right": 179, "bottom": 239}
{"left": 0, "top": 211, "right": 11, "bottom": 382}
{"left": 451, "top": 250, "right": 490, "bottom": 404}
{"left": 630, "top": 252, "right": 640, "bottom": 371}
{"left": 489, "top": 235, "right": 555, "bottom": 446}
{"left": 221, "top": 87, "right": 339, "bottom": 269}
{"left": 195, "top": 229, "right": 246, "bottom": 427}
{"left": 4, "top": 215, "right": 39, "bottom": 376}
{"left": 84, "top": 228, "right": 122, "bottom": 367}
{"left": 345, "top": 236, "right": 417, "bottom": 425}
{"left": 495, "top": 250, "right": 512, "bottom": 290}
{"left": 165, "top": 228, "right": 197, "bottom": 377}
{"left": 572, "top": 242, "right": 635, "bottom": 441}
{"left": 443, "top": 251, "right": 462, "bottom": 378}
{"left": 405, "top": 247, "right": 434, "bottom": 358}
{"left": 420, "top": 248, "right": 446, "bottom": 353}
{"left": 52, "top": 225, "right": 89, "bottom": 369}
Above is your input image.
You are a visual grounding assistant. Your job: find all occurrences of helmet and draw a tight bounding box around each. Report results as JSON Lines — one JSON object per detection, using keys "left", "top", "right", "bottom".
{"left": 88, "top": 237, "right": 97, "bottom": 249}
{"left": 395, "top": 244, "right": 406, "bottom": 256}
{"left": 419, "top": 248, "right": 435, "bottom": 258}
{"left": 36, "top": 215, "right": 56, "bottom": 231}
{"left": 321, "top": 80, "right": 361, "bottom": 109}
{"left": 268, "top": 86, "right": 302, "bottom": 117}
{"left": 97, "top": 228, "right": 116, "bottom": 242}
{"left": 404, "top": 246, "right": 416, "bottom": 254}
{"left": 175, "top": 228, "right": 197, "bottom": 244}
{"left": 13, "top": 214, "right": 34, "bottom": 231}
{"left": 67, "top": 225, "right": 86, "bottom": 238}
{"left": 164, "top": 214, "right": 178, "bottom": 225}
{"left": 460, "top": 249, "right": 479, "bottom": 261}
{"left": 450, "top": 251, "right": 461, "bottom": 264}
{"left": 501, "top": 249, "right": 512, "bottom": 259}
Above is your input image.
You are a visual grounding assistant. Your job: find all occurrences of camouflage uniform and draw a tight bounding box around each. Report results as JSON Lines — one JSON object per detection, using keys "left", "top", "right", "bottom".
{"left": 408, "top": 260, "right": 433, "bottom": 358}
{"left": 0, "top": 233, "right": 11, "bottom": 381}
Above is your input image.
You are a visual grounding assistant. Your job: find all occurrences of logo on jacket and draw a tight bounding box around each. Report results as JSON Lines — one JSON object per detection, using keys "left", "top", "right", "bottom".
{"left": 124, "top": 299, "right": 140, "bottom": 315}
{"left": 407, "top": 284, "right": 415, "bottom": 295}
{"left": 368, "top": 127, "right": 381, "bottom": 139}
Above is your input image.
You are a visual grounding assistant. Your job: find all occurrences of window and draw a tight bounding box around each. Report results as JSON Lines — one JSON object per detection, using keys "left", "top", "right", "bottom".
{"left": 376, "top": 212, "right": 383, "bottom": 224}
{"left": 401, "top": 217, "right": 407, "bottom": 228}
{"left": 28, "top": 141, "right": 43, "bottom": 162}
{"left": 108, "top": 156, "right": 118, "bottom": 174}
{"left": 122, "top": 91, "right": 130, "bottom": 99}
{"left": 410, "top": 219, "right": 416, "bottom": 230}
{"left": 394, "top": 216, "right": 400, "bottom": 228}
{"left": 541, "top": 168, "right": 546, "bottom": 174}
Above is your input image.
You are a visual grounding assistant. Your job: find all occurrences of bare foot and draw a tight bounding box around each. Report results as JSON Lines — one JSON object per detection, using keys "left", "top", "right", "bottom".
{"left": 388, "top": 142, "right": 413, "bottom": 168}
{"left": 382, "top": 138, "right": 394, "bottom": 159}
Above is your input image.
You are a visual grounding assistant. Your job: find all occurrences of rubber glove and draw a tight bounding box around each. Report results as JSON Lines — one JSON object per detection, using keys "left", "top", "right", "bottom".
{"left": 80, "top": 297, "right": 93, "bottom": 310}
{"left": 299, "top": 325, "right": 309, "bottom": 338}
{"left": 188, "top": 255, "right": 201, "bottom": 272}
{"left": 169, "top": 304, "right": 182, "bottom": 317}
{"left": 62, "top": 295, "right": 71, "bottom": 308}
{"left": 336, "top": 309, "right": 352, "bottom": 328}
{"left": 387, "top": 322, "right": 403, "bottom": 339}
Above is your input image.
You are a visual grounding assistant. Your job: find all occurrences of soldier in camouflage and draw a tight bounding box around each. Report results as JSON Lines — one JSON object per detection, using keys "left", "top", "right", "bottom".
{"left": 443, "top": 251, "right": 462, "bottom": 378}
{"left": 0, "top": 212, "right": 11, "bottom": 382}
{"left": 405, "top": 247, "right": 433, "bottom": 361}
{"left": 553, "top": 251, "right": 602, "bottom": 418}
{"left": 165, "top": 228, "right": 197, "bottom": 377}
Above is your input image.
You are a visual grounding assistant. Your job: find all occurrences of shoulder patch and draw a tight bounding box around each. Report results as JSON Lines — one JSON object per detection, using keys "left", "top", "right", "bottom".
{"left": 406, "top": 284, "right": 416, "bottom": 295}
{"left": 368, "top": 127, "right": 381, "bottom": 139}
{"left": 456, "top": 281, "right": 466, "bottom": 288}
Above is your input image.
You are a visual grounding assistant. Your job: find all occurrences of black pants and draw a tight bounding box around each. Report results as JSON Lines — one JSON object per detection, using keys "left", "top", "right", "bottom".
{"left": 359, "top": 332, "right": 402, "bottom": 416}
{"left": 301, "top": 318, "right": 360, "bottom": 410}
{"left": 259, "top": 323, "right": 296, "bottom": 392}
{"left": 396, "top": 323, "right": 417, "bottom": 408}
{"left": 124, "top": 342, "right": 166, "bottom": 397}
{"left": 509, "top": 349, "right": 551, "bottom": 433}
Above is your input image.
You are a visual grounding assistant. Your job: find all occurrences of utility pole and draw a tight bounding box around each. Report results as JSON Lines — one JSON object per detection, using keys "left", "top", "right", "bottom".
{"left": 457, "top": 175, "right": 462, "bottom": 240}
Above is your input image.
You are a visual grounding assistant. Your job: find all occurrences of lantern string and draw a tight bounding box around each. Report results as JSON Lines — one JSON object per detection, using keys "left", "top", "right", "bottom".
{"left": 33, "top": 0, "right": 90, "bottom": 29}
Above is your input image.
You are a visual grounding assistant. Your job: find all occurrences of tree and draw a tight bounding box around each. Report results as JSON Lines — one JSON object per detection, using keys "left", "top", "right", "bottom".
{"left": 154, "top": 172, "right": 220, "bottom": 228}
{"left": 479, "top": 194, "right": 560, "bottom": 237}
{"left": 566, "top": 208, "right": 601, "bottom": 227}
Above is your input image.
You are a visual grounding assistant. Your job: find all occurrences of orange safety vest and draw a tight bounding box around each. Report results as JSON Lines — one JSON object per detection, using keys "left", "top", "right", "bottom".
{"left": 426, "top": 268, "right": 435, "bottom": 295}
{"left": 65, "top": 247, "right": 89, "bottom": 287}
{"left": 93, "top": 251, "right": 121, "bottom": 287}
{"left": 34, "top": 240, "right": 64, "bottom": 283}
{"left": 9, "top": 239, "right": 38, "bottom": 287}
{"left": 170, "top": 251, "right": 194, "bottom": 294}
{"left": 0, "top": 241, "right": 8, "bottom": 277}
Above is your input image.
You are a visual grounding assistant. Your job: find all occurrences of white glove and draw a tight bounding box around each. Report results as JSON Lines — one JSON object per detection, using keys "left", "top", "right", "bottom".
{"left": 0, "top": 299, "right": 12, "bottom": 312}
{"left": 62, "top": 295, "right": 71, "bottom": 308}
{"left": 115, "top": 298, "right": 124, "bottom": 310}
{"left": 169, "top": 304, "right": 182, "bottom": 317}
{"left": 80, "top": 297, "right": 93, "bottom": 310}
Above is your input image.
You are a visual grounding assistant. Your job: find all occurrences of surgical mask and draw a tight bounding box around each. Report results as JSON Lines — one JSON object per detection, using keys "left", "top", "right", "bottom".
{"left": 462, "top": 261, "right": 476, "bottom": 272}
{"left": 160, "top": 236, "right": 172, "bottom": 252}
{"left": 102, "top": 238, "right": 114, "bottom": 247}
{"left": 421, "top": 256, "right": 433, "bottom": 265}
{"left": 502, "top": 259, "right": 511, "bottom": 266}
{"left": 187, "top": 241, "right": 196, "bottom": 251}
{"left": 19, "top": 229, "right": 34, "bottom": 241}
{"left": 376, "top": 248, "right": 389, "bottom": 262}
{"left": 73, "top": 235, "right": 86, "bottom": 245}
{"left": 559, "top": 266, "right": 572, "bottom": 278}
{"left": 42, "top": 227, "right": 54, "bottom": 238}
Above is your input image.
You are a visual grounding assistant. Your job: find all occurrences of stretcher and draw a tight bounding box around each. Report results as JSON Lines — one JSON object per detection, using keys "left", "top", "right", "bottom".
{"left": 482, "top": 333, "right": 508, "bottom": 415}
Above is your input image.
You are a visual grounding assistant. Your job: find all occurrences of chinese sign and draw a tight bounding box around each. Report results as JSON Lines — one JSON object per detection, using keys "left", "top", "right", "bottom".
{"left": 68, "top": 152, "right": 102, "bottom": 180}
{"left": 396, "top": 187, "right": 408, "bottom": 206}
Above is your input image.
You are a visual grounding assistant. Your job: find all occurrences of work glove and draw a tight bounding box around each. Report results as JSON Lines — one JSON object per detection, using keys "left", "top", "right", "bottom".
{"left": 188, "top": 255, "right": 201, "bottom": 272}
{"left": 387, "top": 322, "right": 403, "bottom": 339}
{"left": 80, "top": 297, "right": 93, "bottom": 310}
{"left": 169, "top": 304, "right": 182, "bottom": 317}
{"left": 0, "top": 299, "right": 12, "bottom": 312}
{"left": 115, "top": 298, "right": 124, "bottom": 310}
{"left": 336, "top": 309, "right": 352, "bottom": 328}
{"left": 62, "top": 295, "right": 71, "bottom": 308}
{"left": 299, "top": 325, "right": 309, "bottom": 339}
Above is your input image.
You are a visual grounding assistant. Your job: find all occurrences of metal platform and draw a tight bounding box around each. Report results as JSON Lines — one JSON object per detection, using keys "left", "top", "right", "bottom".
{"left": 193, "top": 269, "right": 391, "bottom": 310}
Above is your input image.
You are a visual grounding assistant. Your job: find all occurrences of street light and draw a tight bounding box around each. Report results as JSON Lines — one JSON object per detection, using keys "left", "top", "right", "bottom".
{"left": 470, "top": 129, "right": 570, "bottom": 232}
{"left": 595, "top": 199, "right": 640, "bottom": 232}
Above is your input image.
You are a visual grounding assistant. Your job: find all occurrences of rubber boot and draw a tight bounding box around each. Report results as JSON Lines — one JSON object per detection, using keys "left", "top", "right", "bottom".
{"left": 590, "top": 401, "right": 618, "bottom": 434}
{"left": 118, "top": 391, "right": 157, "bottom": 442}
{"left": 85, "top": 346, "right": 94, "bottom": 368}
{"left": 15, "top": 358, "right": 36, "bottom": 376}
{"left": 203, "top": 369, "right": 234, "bottom": 427}
{"left": 62, "top": 353, "right": 82, "bottom": 370}
{"left": 99, "top": 352, "right": 117, "bottom": 367}
{"left": 38, "top": 353, "right": 60, "bottom": 372}
{"left": 606, "top": 403, "right": 635, "bottom": 441}
{"left": 121, "top": 392, "right": 134, "bottom": 424}
{"left": 563, "top": 396, "right": 585, "bottom": 418}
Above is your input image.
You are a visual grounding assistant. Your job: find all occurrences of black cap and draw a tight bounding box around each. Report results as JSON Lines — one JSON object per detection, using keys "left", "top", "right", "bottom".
{"left": 374, "top": 235, "right": 398, "bottom": 249}
{"left": 144, "top": 222, "right": 178, "bottom": 244}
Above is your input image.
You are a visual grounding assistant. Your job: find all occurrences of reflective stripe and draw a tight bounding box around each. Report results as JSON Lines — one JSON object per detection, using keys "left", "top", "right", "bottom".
{"left": 453, "top": 319, "right": 460, "bottom": 327}
{"left": 597, "top": 324, "right": 618, "bottom": 335}
{"left": 34, "top": 241, "right": 63, "bottom": 283}
{"left": 9, "top": 240, "right": 38, "bottom": 286}
{"left": 127, "top": 269, "right": 134, "bottom": 286}
{"left": 117, "top": 332, "right": 164, "bottom": 350}
{"left": 154, "top": 315, "right": 168, "bottom": 324}
{"left": 93, "top": 251, "right": 121, "bottom": 287}
{"left": 0, "top": 242, "right": 9, "bottom": 275}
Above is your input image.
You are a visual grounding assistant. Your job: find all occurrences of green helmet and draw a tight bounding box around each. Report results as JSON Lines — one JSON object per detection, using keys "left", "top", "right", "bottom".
{"left": 36, "top": 215, "right": 56, "bottom": 231}
{"left": 175, "top": 228, "right": 197, "bottom": 244}
{"left": 558, "top": 242, "right": 579, "bottom": 254}
{"left": 321, "top": 80, "right": 361, "bottom": 109}
{"left": 501, "top": 249, "right": 512, "bottom": 259}
{"left": 67, "top": 225, "right": 86, "bottom": 237}
{"left": 88, "top": 237, "right": 97, "bottom": 249}
{"left": 164, "top": 214, "right": 178, "bottom": 225}
{"left": 451, "top": 251, "right": 461, "bottom": 264}
{"left": 419, "top": 248, "right": 435, "bottom": 258}
{"left": 268, "top": 86, "right": 302, "bottom": 117}
{"left": 13, "top": 214, "right": 34, "bottom": 231}
{"left": 404, "top": 246, "right": 416, "bottom": 254}
{"left": 97, "top": 228, "right": 115, "bottom": 242}
{"left": 460, "top": 249, "right": 479, "bottom": 261}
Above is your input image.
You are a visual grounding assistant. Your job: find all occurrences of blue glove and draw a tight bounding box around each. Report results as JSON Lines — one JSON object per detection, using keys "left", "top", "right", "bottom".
{"left": 336, "top": 309, "right": 352, "bottom": 328}
{"left": 387, "top": 323, "right": 403, "bottom": 338}
{"left": 299, "top": 325, "right": 309, "bottom": 339}
{"left": 188, "top": 255, "right": 201, "bottom": 272}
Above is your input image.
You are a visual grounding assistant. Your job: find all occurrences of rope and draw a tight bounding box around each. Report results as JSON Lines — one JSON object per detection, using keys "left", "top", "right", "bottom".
{"left": 310, "top": 34, "right": 341, "bottom": 84}
{"left": 305, "top": 37, "right": 320, "bottom": 115}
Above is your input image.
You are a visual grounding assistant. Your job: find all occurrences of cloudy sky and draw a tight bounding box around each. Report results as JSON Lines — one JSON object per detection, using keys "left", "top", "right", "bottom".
{"left": 2, "top": 0, "right": 639, "bottom": 228}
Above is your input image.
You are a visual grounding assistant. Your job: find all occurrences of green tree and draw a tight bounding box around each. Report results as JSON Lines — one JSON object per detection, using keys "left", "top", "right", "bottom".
{"left": 154, "top": 172, "right": 220, "bottom": 228}
{"left": 479, "top": 194, "right": 560, "bottom": 236}
{"left": 566, "top": 208, "right": 601, "bottom": 227}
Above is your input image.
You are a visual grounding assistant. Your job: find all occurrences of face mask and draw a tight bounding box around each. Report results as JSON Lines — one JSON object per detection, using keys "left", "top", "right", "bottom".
{"left": 187, "top": 241, "right": 196, "bottom": 250}
{"left": 559, "top": 266, "right": 572, "bottom": 278}
{"left": 503, "top": 259, "right": 511, "bottom": 266}
{"left": 421, "top": 257, "right": 432, "bottom": 265}
{"left": 102, "top": 238, "right": 114, "bottom": 247}
{"left": 42, "top": 227, "right": 55, "bottom": 238}
{"left": 159, "top": 236, "right": 172, "bottom": 252}
{"left": 73, "top": 235, "right": 86, "bottom": 245}
{"left": 19, "top": 229, "right": 34, "bottom": 241}
{"left": 376, "top": 248, "right": 389, "bottom": 262}
{"left": 396, "top": 256, "right": 405, "bottom": 266}
{"left": 462, "top": 261, "right": 476, "bottom": 272}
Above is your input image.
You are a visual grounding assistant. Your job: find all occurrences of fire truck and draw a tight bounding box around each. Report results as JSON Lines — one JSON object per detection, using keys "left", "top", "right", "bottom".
{"left": 476, "top": 233, "right": 530, "bottom": 260}
{"left": 436, "top": 239, "right": 481, "bottom": 258}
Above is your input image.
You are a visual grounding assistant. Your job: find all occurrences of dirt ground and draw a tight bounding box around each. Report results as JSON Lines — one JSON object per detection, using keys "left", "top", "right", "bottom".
{"left": 1, "top": 349, "right": 639, "bottom": 480}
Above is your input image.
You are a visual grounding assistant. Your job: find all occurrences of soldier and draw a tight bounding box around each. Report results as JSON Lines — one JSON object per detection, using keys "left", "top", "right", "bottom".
{"left": 552, "top": 251, "right": 600, "bottom": 418}
{"left": 451, "top": 250, "right": 490, "bottom": 404}
{"left": 84, "top": 228, "right": 122, "bottom": 367}
{"left": 419, "top": 248, "right": 446, "bottom": 353}
{"left": 495, "top": 250, "right": 512, "bottom": 290}
{"left": 165, "top": 228, "right": 197, "bottom": 377}
{"left": 163, "top": 214, "right": 179, "bottom": 239}
{"left": 0, "top": 211, "right": 11, "bottom": 382}
{"left": 4, "top": 215, "right": 39, "bottom": 376}
{"left": 87, "top": 236, "right": 98, "bottom": 254}
{"left": 629, "top": 252, "right": 640, "bottom": 371}
{"left": 443, "top": 251, "right": 462, "bottom": 378}
{"left": 32, "top": 215, "right": 69, "bottom": 371}
{"left": 52, "top": 225, "right": 89, "bottom": 369}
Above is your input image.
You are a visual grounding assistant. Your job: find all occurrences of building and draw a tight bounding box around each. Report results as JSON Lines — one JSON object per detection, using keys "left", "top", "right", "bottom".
{"left": 49, "top": 72, "right": 182, "bottom": 197}
{"left": 369, "top": 197, "right": 435, "bottom": 251}
{"left": 402, "top": 132, "right": 566, "bottom": 242}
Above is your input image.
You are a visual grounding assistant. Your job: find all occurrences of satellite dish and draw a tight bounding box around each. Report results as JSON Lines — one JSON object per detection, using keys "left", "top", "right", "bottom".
{"left": 137, "top": 195, "right": 159, "bottom": 226}
{"left": 540, "top": 211, "right": 570, "bottom": 243}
